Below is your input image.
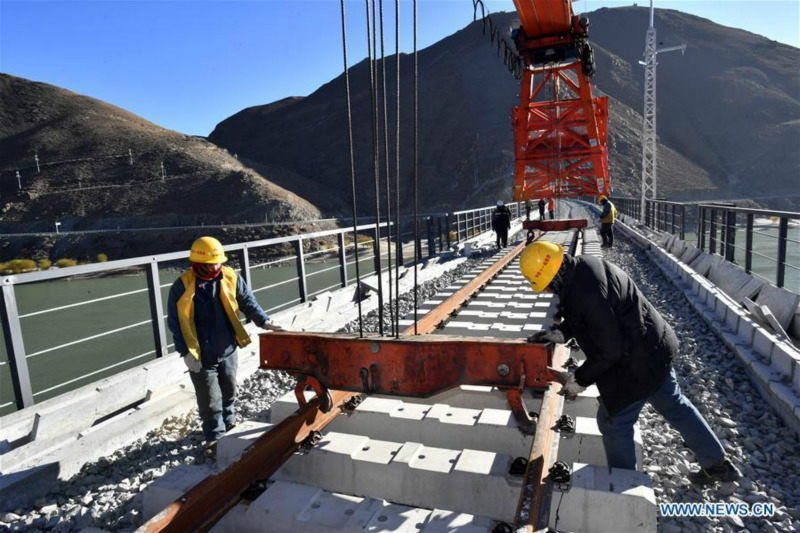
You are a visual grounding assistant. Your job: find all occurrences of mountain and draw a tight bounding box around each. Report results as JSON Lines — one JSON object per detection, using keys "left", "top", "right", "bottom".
{"left": 0, "top": 74, "right": 323, "bottom": 225}
{"left": 0, "top": 74, "right": 332, "bottom": 260}
{"left": 209, "top": 7, "right": 799, "bottom": 213}
{"left": 589, "top": 7, "right": 800, "bottom": 198}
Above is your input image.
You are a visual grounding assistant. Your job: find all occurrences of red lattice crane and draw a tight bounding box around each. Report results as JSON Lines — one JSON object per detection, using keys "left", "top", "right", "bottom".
{"left": 511, "top": 0, "right": 609, "bottom": 200}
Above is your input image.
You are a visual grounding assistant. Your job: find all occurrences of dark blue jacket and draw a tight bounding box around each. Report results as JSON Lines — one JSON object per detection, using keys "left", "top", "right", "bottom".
{"left": 167, "top": 273, "right": 269, "bottom": 365}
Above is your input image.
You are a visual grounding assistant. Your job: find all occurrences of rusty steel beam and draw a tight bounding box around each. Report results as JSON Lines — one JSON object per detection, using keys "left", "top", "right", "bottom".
{"left": 514, "top": 344, "right": 568, "bottom": 532}
{"left": 261, "top": 332, "right": 553, "bottom": 397}
{"left": 404, "top": 241, "right": 527, "bottom": 335}
{"left": 522, "top": 218, "right": 588, "bottom": 232}
{"left": 135, "top": 390, "right": 359, "bottom": 533}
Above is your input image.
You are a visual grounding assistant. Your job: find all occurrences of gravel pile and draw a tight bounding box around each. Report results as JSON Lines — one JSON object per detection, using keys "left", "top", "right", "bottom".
{"left": 602, "top": 234, "right": 800, "bottom": 533}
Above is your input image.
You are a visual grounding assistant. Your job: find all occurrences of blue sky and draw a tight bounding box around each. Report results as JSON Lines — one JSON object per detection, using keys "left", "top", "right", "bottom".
{"left": 1, "top": 1, "right": 797, "bottom": 136}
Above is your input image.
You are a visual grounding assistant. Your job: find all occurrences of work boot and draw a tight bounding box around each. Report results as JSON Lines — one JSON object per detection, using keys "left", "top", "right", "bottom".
{"left": 203, "top": 440, "right": 218, "bottom": 458}
{"left": 225, "top": 421, "right": 238, "bottom": 432}
{"left": 689, "top": 457, "right": 742, "bottom": 485}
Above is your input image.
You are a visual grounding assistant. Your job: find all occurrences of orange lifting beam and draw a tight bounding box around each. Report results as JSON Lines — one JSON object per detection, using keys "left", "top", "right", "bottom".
{"left": 262, "top": 333, "right": 553, "bottom": 395}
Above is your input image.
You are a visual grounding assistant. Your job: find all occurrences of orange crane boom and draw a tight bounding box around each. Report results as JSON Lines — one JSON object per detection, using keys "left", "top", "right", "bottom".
{"left": 511, "top": 0, "right": 610, "bottom": 200}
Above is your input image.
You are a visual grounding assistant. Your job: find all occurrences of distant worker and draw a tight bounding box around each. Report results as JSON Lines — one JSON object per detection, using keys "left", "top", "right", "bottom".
{"left": 548, "top": 197, "right": 555, "bottom": 220}
{"left": 167, "top": 236, "right": 278, "bottom": 453}
{"left": 598, "top": 195, "right": 617, "bottom": 248}
{"left": 520, "top": 242, "right": 742, "bottom": 485}
{"left": 537, "top": 198, "right": 546, "bottom": 220}
{"left": 492, "top": 201, "right": 512, "bottom": 248}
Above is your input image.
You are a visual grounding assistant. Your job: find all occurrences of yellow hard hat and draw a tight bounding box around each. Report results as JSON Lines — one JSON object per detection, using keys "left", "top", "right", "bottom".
{"left": 189, "top": 236, "right": 228, "bottom": 264}
{"left": 598, "top": 195, "right": 607, "bottom": 203}
{"left": 519, "top": 241, "right": 564, "bottom": 293}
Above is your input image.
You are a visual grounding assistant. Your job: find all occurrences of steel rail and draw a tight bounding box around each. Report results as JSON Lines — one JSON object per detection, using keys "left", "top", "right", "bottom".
{"left": 514, "top": 343, "right": 568, "bottom": 532}
{"left": 135, "top": 390, "right": 359, "bottom": 533}
{"left": 402, "top": 241, "right": 527, "bottom": 335}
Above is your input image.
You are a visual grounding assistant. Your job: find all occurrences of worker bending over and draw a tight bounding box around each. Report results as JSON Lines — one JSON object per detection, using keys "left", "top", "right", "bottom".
{"left": 167, "top": 237, "right": 277, "bottom": 451}
{"left": 492, "top": 201, "right": 511, "bottom": 248}
{"left": 598, "top": 195, "right": 616, "bottom": 248}
{"left": 521, "top": 241, "right": 741, "bottom": 485}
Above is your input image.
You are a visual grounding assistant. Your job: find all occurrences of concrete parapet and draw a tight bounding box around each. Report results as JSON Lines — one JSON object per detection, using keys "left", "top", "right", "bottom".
{"left": 755, "top": 284, "right": 800, "bottom": 332}
{"left": 549, "top": 463, "right": 656, "bottom": 533}
{"left": 1, "top": 388, "right": 196, "bottom": 511}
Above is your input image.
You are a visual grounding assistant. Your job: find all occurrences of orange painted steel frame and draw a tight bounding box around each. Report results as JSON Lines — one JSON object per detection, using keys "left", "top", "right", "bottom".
{"left": 261, "top": 332, "right": 553, "bottom": 397}
{"left": 511, "top": 0, "right": 609, "bottom": 201}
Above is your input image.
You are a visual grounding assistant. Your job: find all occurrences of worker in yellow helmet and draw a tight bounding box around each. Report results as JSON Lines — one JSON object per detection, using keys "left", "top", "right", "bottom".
{"left": 597, "top": 195, "right": 617, "bottom": 248}
{"left": 167, "top": 236, "right": 278, "bottom": 452}
{"left": 519, "top": 241, "right": 741, "bottom": 485}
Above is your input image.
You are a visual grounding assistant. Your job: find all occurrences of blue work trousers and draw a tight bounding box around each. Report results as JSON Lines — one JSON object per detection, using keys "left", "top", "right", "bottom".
{"left": 596, "top": 368, "right": 726, "bottom": 470}
{"left": 189, "top": 352, "right": 238, "bottom": 441}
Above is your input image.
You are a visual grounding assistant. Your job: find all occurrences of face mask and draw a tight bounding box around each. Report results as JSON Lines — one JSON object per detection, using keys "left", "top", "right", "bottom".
{"left": 193, "top": 262, "right": 222, "bottom": 280}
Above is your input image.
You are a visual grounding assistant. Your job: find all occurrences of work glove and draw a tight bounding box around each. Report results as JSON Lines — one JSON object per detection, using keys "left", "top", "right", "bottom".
{"left": 561, "top": 374, "right": 586, "bottom": 399}
{"left": 527, "top": 328, "right": 565, "bottom": 344}
{"left": 183, "top": 354, "right": 202, "bottom": 373}
{"left": 261, "top": 322, "right": 284, "bottom": 332}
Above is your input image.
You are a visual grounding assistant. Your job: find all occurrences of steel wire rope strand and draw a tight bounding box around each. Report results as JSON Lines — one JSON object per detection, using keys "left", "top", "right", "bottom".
{"left": 412, "top": 0, "right": 419, "bottom": 334}
{"left": 366, "top": 0, "right": 385, "bottom": 336}
{"left": 393, "top": 0, "right": 402, "bottom": 338}
{"left": 378, "top": 0, "right": 395, "bottom": 335}
{"left": 471, "top": 0, "right": 523, "bottom": 79}
{"left": 339, "top": 0, "right": 364, "bottom": 336}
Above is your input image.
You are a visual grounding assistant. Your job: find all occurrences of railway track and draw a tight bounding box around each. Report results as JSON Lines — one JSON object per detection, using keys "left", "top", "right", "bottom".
{"left": 137, "top": 225, "right": 656, "bottom": 533}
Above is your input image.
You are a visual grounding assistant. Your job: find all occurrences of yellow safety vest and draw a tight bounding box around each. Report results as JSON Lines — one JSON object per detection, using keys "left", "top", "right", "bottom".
{"left": 601, "top": 202, "right": 617, "bottom": 224}
{"left": 176, "top": 266, "right": 252, "bottom": 361}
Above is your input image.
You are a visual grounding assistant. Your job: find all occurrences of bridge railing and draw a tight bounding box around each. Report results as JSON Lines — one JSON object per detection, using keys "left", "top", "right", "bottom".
{"left": 611, "top": 197, "right": 800, "bottom": 292}
{"left": 0, "top": 204, "right": 519, "bottom": 415}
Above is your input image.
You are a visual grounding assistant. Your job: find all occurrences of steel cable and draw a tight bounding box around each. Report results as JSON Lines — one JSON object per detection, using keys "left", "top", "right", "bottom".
{"left": 378, "top": 0, "right": 395, "bottom": 336}
{"left": 338, "top": 0, "right": 364, "bottom": 337}
{"left": 366, "top": 0, "right": 385, "bottom": 336}
{"left": 471, "top": 0, "right": 523, "bottom": 79}
{"left": 393, "top": 0, "right": 402, "bottom": 338}
{"left": 412, "top": 0, "right": 419, "bottom": 334}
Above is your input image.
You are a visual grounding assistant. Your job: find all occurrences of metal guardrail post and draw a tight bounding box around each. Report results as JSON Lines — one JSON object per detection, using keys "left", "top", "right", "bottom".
{"left": 725, "top": 210, "right": 737, "bottom": 262}
{"left": 709, "top": 208, "right": 718, "bottom": 255}
{"left": 671, "top": 204, "right": 676, "bottom": 235}
{"left": 445, "top": 214, "right": 451, "bottom": 248}
{"left": 241, "top": 247, "right": 253, "bottom": 289}
{"left": 436, "top": 217, "right": 443, "bottom": 252}
{"left": 777, "top": 217, "right": 788, "bottom": 288}
{"left": 146, "top": 262, "right": 169, "bottom": 357}
{"left": 680, "top": 204, "right": 686, "bottom": 240}
{"left": 337, "top": 232, "right": 348, "bottom": 287}
{"left": 1, "top": 285, "right": 34, "bottom": 409}
{"left": 427, "top": 217, "right": 435, "bottom": 257}
{"left": 294, "top": 239, "right": 307, "bottom": 303}
{"left": 745, "top": 213, "right": 754, "bottom": 274}
{"left": 415, "top": 222, "right": 423, "bottom": 260}
{"left": 373, "top": 223, "right": 382, "bottom": 278}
